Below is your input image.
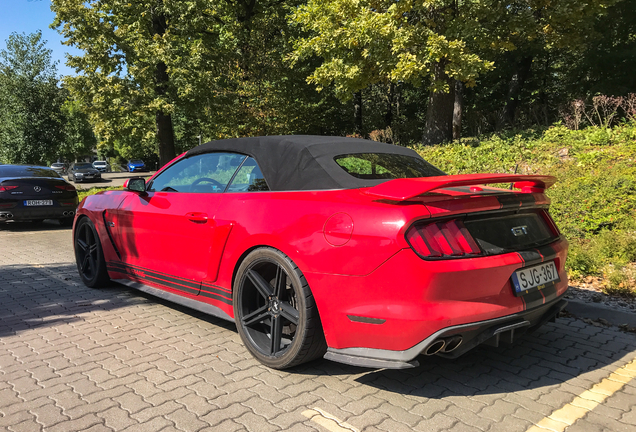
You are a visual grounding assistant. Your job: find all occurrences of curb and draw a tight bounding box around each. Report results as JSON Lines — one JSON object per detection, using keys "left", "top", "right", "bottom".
{"left": 565, "top": 299, "right": 636, "bottom": 327}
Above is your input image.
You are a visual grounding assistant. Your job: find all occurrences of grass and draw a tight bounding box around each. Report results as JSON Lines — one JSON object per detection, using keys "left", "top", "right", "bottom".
{"left": 414, "top": 121, "right": 636, "bottom": 296}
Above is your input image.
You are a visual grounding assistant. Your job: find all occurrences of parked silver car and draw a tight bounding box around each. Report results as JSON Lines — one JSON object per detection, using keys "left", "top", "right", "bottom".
{"left": 50, "top": 162, "right": 67, "bottom": 175}
{"left": 92, "top": 161, "right": 110, "bottom": 172}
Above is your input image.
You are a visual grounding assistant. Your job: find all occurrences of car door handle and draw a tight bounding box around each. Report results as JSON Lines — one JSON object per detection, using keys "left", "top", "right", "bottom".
{"left": 186, "top": 212, "right": 208, "bottom": 223}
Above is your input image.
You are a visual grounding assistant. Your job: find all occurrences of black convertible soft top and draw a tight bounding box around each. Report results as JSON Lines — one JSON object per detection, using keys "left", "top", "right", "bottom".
{"left": 186, "top": 135, "right": 429, "bottom": 191}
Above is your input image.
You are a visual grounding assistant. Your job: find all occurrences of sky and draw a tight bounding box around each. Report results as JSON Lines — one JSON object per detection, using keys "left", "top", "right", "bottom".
{"left": 0, "top": 0, "right": 82, "bottom": 77}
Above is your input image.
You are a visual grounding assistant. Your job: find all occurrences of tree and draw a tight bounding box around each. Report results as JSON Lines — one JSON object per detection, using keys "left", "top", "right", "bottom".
{"left": 59, "top": 95, "right": 98, "bottom": 161}
{"left": 0, "top": 31, "right": 66, "bottom": 165}
{"left": 290, "top": 0, "right": 616, "bottom": 144}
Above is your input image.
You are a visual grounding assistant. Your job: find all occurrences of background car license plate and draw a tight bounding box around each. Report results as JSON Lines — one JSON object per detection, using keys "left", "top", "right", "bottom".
{"left": 24, "top": 200, "right": 53, "bottom": 206}
{"left": 511, "top": 261, "right": 560, "bottom": 296}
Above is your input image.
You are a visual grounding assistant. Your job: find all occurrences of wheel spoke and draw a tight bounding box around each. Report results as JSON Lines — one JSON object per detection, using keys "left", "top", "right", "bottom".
{"left": 76, "top": 238, "right": 88, "bottom": 253}
{"left": 279, "top": 302, "right": 299, "bottom": 325}
{"left": 80, "top": 254, "right": 90, "bottom": 273}
{"left": 88, "top": 256, "right": 96, "bottom": 273}
{"left": 246, "top": 269, "right": 273, "bottom": 299}
{"left": 273, "top": 265, "right": 286, "bottom": 298}
{"left": 242, "top": 305, "right": 270, "bottom": 327}
{"left": 270, "top": 315, "right": 282, "bottom": 355}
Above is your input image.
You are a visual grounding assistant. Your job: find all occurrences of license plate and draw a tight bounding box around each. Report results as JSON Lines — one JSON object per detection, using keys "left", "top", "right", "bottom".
{"left": 511, "top": 261, "right": 560, "bottom": 296}
{"left": 24, "top": 200, "right": 53, "bottom": 206}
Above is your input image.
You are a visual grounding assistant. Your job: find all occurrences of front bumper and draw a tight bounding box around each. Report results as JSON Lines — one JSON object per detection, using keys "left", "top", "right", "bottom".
{"left": 324, "top": 296, "right": 567, "bottom": 369}
{"left": 74, "top": 174, "right": 101, "bottom": 182}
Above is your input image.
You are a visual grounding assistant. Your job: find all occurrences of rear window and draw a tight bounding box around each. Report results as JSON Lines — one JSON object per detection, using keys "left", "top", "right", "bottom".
{"left": 334, "top": 153, "right": 445, "bottom": 180}
{"left": 0, "top": 166, "right": 62, "bottom": 178}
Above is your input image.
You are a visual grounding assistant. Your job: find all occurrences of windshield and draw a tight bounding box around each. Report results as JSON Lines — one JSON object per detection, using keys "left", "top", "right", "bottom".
{"left": 51, "top": 163, "right": 64, "bottom": 168}
{"left": 74, "top": 163, "right": 93, "bottom": 169}
{"left": 334, "top": 153, "right": 445, "bottom": 180}
{"left": 130, "top": 160, "right": 143, "bottom": 164}
{"left": 94, "top": 161, "right": 106, "bottom": 166}
{"left": 0, "top": 166, "right": 62, "bottom": 178}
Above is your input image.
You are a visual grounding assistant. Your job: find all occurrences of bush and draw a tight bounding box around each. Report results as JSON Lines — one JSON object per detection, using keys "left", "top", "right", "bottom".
{"left": 77, "top": 186, "right": 122, "bottom": 202}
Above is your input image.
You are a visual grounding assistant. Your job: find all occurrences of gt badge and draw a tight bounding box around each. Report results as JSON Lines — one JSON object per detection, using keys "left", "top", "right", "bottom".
{"left": 511, "top": 225, "right": 528, "bottom": 236}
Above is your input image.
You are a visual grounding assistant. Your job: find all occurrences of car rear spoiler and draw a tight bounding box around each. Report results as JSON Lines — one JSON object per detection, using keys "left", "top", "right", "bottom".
{"left": 363, "top": 174, "right": 556, "bottom": 201}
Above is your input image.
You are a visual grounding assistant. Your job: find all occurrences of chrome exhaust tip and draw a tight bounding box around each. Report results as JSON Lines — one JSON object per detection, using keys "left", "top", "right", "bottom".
{"left": 441, "top": 335, "right": 463, "bottom": 353}
{"left": 424, "top": 339, "right": 446, "bottom": 356}
{"left": 62, "top": 211, "right": 75, "bottom": 217}
{"left": 0, "top": 213, "right": 13, "bottom": 219}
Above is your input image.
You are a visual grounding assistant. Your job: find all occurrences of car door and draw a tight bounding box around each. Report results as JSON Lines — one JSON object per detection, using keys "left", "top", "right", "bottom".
{"left": 112, "top": 152, "right": 247, "bottom": 295}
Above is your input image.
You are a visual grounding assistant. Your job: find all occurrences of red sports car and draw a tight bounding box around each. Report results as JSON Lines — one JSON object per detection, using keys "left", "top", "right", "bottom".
{"left": 73, "top": 136, "right": 568, "bottom": 369}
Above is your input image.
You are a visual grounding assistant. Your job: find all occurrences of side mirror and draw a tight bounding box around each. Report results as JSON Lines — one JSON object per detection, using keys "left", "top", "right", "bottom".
{"left": 123, "top": 177, "right": 146, "bottom": 193}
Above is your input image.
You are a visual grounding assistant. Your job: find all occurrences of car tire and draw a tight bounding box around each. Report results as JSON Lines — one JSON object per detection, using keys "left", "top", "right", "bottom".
{"left": 74, "top": 217, "right": 110, "bottom": 288}
{"left": 233, "top": 248, "right": 327, "bottom": 369}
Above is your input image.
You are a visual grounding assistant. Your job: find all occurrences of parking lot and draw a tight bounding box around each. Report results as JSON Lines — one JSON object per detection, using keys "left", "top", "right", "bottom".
{"left": 1, "top": 222, "right": 635, "bottom": 432}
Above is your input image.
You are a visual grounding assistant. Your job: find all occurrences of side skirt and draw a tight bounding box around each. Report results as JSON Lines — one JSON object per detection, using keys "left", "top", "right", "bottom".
{"left": 113, "top": 278, "right": 235, "bottom": 323}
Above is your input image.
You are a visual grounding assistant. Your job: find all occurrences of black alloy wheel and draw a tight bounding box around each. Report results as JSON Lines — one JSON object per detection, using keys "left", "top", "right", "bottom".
{"left": 234, "top": 248, "right": 327, "bottom": 369}
{"left": 74, "top": 217, "right": 110, "bottom": 288}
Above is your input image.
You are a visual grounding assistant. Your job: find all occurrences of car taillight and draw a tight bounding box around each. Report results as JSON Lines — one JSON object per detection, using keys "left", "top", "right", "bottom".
{"left": 406, "top": 219, "right": 482, "bottom": 259}
{"left": 55, "top": 185, "right": 76, "bottom": 191}
{"left": 0, "top": 186, "right": 18, "bottom": 192}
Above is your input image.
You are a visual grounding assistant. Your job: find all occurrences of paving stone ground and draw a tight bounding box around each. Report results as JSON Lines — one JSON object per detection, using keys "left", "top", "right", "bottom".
{"left": 1, "top": 220, "right": 635, "bottom": 432}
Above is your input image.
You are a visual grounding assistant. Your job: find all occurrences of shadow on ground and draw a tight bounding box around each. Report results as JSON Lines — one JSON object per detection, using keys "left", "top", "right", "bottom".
{"left": 294, "top": 318, "right": 636, "bottom": 398}
{"left": 0, "top": 219, "right": 71, "bottom": 232}
{"left": 0, "top": 263, "right": 233, "bottom": 339}
{"left": 2, "top": 262, "right": 635, "bottom": 400}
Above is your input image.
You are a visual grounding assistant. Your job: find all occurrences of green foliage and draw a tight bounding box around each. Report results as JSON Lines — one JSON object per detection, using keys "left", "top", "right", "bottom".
{"left": 0, "top": 32, "right": 66, "bottom": 165}
{"left": 59, "top": 96, "right": 97, "bottom": 161}
{"left": 290, "top": 0, "right": 495, "bottom": 99}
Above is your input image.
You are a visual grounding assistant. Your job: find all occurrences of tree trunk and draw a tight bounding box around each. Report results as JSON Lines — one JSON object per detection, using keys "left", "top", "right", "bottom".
{"left": 503, "top": 56, "right": 533, "bottom": 127}
{"left": 354, "top": 90, "right": 363, "bottom": 135}
{"left": 423, "top": 61, "right": 454, "bottom": 145}
{"left": 452, "top": 80, "right": 463, "bottom": 141}
{"left": 385, "top": 83, "right": 394, "bottom": 129}
{"left": 152, "top": 6, "right": 176, "bottom": 167}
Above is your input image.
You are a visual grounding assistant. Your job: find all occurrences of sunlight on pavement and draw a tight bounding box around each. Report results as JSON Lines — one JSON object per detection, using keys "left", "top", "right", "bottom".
{"left": 527, "top": 356, "right": 636, "bottom": 432}
{"left": 303, "top": 407, "right": 360, "bottom": 432}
